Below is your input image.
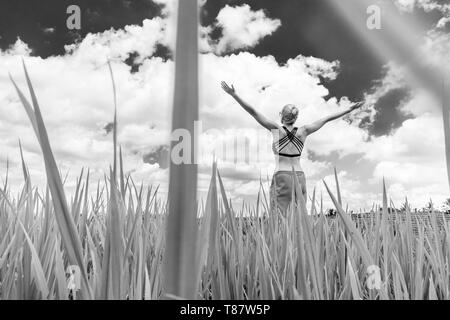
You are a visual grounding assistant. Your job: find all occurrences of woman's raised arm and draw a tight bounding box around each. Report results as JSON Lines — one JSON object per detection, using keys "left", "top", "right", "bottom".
{"left": 303, "top": 101, "right": 364, "bottom": 136}
{"left": 221, "top": 81, "right": 279, "bottom": 131}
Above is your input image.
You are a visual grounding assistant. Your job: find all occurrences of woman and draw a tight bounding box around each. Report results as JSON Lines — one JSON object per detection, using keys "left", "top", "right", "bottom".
{"left": 221, "top": 81, "right": 363, "bottom": 213}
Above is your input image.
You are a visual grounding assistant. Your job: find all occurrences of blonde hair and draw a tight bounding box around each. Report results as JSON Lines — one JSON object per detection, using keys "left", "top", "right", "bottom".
{"left": 280, "top": 104, "right": 299, "bottom": 125}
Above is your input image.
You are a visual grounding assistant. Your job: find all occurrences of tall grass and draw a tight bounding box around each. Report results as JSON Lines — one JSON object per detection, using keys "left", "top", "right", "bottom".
{"left": 2, "top": 142, "right": 450, "bottom": 299}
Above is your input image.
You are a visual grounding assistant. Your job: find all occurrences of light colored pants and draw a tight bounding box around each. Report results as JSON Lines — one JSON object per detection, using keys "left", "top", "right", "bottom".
{"left": 270, "top": 171, "right": 307, "bottom": 213}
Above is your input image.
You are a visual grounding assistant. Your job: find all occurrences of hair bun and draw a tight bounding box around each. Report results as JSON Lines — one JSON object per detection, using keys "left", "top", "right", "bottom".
{"left": 281, "top": 104, "right": 299, "bottom": 124}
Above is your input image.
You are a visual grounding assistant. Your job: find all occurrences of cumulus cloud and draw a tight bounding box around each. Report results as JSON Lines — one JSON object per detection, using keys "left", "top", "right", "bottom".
{"left": 4, "top": 38, "right": 32, "bottom": 56}
{"left": 209, "top": 5, "right": 281, "bottom": 54}
{"left": 65, "top": 17, "right": 168, "bottom": 65}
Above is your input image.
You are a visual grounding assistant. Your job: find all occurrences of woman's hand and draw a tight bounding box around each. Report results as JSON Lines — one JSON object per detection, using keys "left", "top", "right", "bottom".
{"left": 349, "top": 101, "right": 365, "bottom": 111}
{"left": 221, "top": 81, "right": 236, "bottom": 96}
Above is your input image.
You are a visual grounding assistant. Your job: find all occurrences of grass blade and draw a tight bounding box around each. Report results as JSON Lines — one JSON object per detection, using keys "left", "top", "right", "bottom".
{"left": 163, "top": 0, "right": 199, "bottom": 299}
{"left": 11, "top": 61, "right": 92, "bottom": 299}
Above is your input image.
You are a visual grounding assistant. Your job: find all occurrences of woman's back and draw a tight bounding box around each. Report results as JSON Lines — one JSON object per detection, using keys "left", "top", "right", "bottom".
{"left": 272, "top": 125, "right": 306, "bottom": 172}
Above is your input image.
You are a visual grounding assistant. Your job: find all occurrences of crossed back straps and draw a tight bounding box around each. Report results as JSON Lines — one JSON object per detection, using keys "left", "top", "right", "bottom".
{"left": 272, "top": 126, "right": 304, "bottom": 158}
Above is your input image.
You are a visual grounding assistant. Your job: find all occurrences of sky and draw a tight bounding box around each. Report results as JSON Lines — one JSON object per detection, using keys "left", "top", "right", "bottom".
{"left": 0, "top": 0, "right": 449, "bottom": 210}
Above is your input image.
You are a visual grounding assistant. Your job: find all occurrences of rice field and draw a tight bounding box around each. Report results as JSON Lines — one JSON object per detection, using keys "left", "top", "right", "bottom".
{"left": 1, "top": 63, "right": 450, "bottom": 300}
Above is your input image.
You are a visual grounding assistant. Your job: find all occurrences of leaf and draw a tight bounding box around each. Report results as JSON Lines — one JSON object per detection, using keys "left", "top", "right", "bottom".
{"left": 347, "top": 256, "right": 361, "bottom": 300}
{"left": 163, "top": 0, "right": 199, "bottom": 300}
{"left": 18, "top": 221, "right": 49, "bottom": 299}
{"left": 11, "top": 61, "right": 92, "bottom": 299}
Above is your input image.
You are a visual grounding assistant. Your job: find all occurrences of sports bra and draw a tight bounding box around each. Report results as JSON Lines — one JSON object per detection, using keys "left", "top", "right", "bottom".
{"left": 272, "top": 126, "right": 304, "bottom": 158}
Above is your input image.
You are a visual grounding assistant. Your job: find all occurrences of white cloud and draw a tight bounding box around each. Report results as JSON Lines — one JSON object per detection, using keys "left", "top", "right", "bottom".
{"left": 3, "top": 38, "right": 32, "bottom": 56}
{"left": 65, "top": 17, "right": 168, "bottom": 65}
{"left": 210, "top": 5, "right": 281, "bottom": 54}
